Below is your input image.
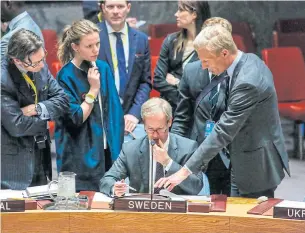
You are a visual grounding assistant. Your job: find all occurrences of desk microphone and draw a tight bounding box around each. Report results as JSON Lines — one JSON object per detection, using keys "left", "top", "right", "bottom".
{"left": 150, "top": 140, "right": 156, "bottom": 200}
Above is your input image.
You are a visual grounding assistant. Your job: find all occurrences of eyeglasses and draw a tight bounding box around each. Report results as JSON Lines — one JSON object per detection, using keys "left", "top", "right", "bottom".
{"left": 22, "top": 50, "right": 48, "bottom": 68}
{"left": 145, "top": 126, "right": 168, "bottom": 135}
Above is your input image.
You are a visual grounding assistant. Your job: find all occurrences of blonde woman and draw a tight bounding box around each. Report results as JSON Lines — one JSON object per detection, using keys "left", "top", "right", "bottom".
{"left": 55, "top": 19, "right": 124, "bottom": 192}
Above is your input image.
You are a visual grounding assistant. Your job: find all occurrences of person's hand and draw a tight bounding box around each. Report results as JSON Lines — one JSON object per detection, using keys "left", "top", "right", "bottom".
{"left": 113, "top": 179, "right": 128, "bottom": 197}
{"left": 154, "top": 167, "right": 191, "bottom": 191}
{"left": 166, "top": 73, "right": 180, "bottom": 86}
{"left": 88, "top": 67, "right": 100, "bottom": 97}
{"left": 124, "top": 114, "right": 139, "bottom": 134}
{"left": 126, "top": 17, "right": 138, "bottom": 28}
{"left": 21, "top": 104, "right": 37, "bottom": 117}
{"left": 153, "top": 139, "right": 171, "bottom": 166}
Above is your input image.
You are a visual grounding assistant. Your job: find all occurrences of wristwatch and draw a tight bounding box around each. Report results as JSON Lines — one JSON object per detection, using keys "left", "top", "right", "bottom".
{"left": 85, "top": 93, "right": 96, "bottom": 104}
{"left": 35, "top": 104, "right": 42, "bottom": 116}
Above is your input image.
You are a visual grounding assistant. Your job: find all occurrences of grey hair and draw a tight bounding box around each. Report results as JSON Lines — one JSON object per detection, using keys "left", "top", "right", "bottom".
{"left": 141, "top": 98, "right": 172, "bottom": 122}
{"left": 193, "top": 24, "right": 237, "bottom": 55}
{"left": 7, "top": 29, "right": 44, "bottom": 61}
{"left": 202, "top": 17, "right": 232, "bottom": 33}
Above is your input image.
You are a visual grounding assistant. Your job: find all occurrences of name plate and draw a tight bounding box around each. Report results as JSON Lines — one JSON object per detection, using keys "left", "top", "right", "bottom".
{"left": 0, "top": 200, "right": 25, "bottom": 212}
{"left": 113, "top": 197, "right": 187, "bottom": 213}
{"left": 274, "top": 206, "right": 305, "bottom": 221}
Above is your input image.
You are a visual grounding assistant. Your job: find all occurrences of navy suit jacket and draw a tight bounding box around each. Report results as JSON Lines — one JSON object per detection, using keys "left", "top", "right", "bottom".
{"left": 98, "top": 21, "right": 151, "bottom": 119}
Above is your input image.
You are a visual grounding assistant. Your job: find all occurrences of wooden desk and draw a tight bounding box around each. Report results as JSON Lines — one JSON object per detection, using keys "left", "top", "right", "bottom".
{"left": 1, "top": 203, "right": 305, "bottom": 233}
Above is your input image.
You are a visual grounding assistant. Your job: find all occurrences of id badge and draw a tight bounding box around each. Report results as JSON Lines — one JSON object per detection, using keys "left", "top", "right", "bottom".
{"left": 205, "top": 120, "right": 215, "bottom": 137}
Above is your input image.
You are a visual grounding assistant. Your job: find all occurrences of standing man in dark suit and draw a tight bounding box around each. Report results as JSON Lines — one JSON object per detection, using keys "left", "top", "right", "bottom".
{"left": 155, "top": 24, "right": 290, "bottom": 198}
{"left": 171, "top": 18, "right": 234, "bottom": 196}
{"left": 97, "top": 0, "right": 151, "bottom": 136}
{"left": 100, "top": 98, "right": 203, "bottom": 197}
{"left": 1, "top": 29, "right": 69, "bottom": 190}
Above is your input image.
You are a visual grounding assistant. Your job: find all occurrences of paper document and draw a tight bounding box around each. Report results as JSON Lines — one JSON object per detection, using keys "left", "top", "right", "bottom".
{"left": 180, "top": 195, "right": 211, "bottom": 202}
{"left": 276, "top": 200, "right": 305, "bottom": 209}
{"left": 0, "top": 190, "right": 27, "bottom": 199}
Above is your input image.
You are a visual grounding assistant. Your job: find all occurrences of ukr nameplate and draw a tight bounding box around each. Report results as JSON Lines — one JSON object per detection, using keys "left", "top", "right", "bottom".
{"left": 112, "top": 194, "right": 187, "bottom": 213}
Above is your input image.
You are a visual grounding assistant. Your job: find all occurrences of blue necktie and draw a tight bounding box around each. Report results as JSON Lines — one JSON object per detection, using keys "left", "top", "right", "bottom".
{"left": 113, "top": 32, "right": 128, "bottom": 97}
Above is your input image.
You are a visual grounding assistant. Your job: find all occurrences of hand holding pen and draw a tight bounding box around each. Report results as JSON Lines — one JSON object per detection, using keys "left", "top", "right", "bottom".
{"left": 113, "top": 179, "right": 137, "bottom": 197}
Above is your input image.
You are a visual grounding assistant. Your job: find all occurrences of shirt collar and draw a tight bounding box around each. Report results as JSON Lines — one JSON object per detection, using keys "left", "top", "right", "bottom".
{"left": 226, "top": 50, "right": 243, "bottom": 78}
{"left": 8, "top": 11, "right": 28, "bottom": 30}
{"left": 105, "top": 20, "right": 128, "bottom": 35}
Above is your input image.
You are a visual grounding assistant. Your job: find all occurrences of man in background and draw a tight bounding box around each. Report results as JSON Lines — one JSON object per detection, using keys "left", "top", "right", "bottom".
{"left": 1, "top": 1, "right": 43, "bottom": 56}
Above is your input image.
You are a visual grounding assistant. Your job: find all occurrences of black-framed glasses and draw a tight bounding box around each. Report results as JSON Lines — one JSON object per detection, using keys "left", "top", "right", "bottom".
{"left": 22, "top": 49, "right": 48, "bottom": 68}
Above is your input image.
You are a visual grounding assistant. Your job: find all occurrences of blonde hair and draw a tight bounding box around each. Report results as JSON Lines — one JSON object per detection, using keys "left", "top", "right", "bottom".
{"left": 193, "top": 24, "right": 237, "bottom": 55}
{"left": 202, "top": 17, "right": 232, "bottom": 33}
{"left": 141, "top": 98, "right": 172, "bottom": 122}
{"left": 57, "top": 19, "right": 100, "bottom": 65}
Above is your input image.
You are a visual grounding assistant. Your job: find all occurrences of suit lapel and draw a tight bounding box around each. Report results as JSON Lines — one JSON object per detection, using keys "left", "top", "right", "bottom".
{"left": 230, "top": 53, "right": 248, "bottom": 92}
{"left": 127, "top": 26, "right": 137, "bottom": 79}
{"left": 139, "top": 136, "right": 150, "bottom": 190}
{"left": 168, "top": 134, "right": 178, "bottom": 164}
{"left": 99, "top": 22, "right": 114, "bottom": 74}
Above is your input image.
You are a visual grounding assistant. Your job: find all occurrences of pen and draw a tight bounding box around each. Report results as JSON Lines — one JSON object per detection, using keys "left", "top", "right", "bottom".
{"left": 127, "top": 185, "right": 137, "bottom": 192}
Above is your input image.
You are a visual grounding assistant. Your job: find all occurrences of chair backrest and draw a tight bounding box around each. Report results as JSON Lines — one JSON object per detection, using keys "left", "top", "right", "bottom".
{"left": 261, "top": 47, "right": 305, "bottom": 102}
{"left": 42, "top": 29, "right": 59, "bottom": 77}
{"left": 232, "top": 34, "right": 247, "bottom": 52}
{"left": 231, "top": 21, "right": 256, "bottom": 53}
{"left": 274, "top": 18, "right": 305, "bottom": 33}
{"left": 148, "top": 23, "right": 179, "bottom": 38}
{"left": 149, "top": 37, "right": 165, "bottom": 56}
{"left": 272, "top": 32, "right": 305, "bottom": 61}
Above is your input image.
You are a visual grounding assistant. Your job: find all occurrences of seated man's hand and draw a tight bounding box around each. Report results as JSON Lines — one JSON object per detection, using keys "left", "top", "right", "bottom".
{"left": 21, "top": 104, "right": 37, "bottom": 117}
{"left": 124, "top": 114, "right": 139, "bottom": 134}
{"left": 166, "top": 73, "right": 180, "bottom": 86}
{"left": 113, "top": 179, "right": 128, "bottom": 197}
{"left": 153, "top": 139, "right": 171, "bottom": 166}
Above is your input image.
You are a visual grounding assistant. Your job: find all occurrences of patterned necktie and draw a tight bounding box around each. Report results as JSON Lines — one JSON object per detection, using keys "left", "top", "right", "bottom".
{"left": 154, "top": 162, "right": 164, "bottom": 194}
{"left": 113, "top": 32, "right": 128, "bottom": 98}
{"left": 209, "top": 74, "right": 219, "bottom": 112}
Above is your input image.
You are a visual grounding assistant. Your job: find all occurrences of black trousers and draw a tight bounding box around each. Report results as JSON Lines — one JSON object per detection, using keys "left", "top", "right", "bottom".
{"left": 205, "top": 154, "right": 231, "bottom": 196}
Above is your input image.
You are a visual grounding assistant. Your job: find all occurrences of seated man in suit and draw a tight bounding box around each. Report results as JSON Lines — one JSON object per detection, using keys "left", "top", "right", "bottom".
{"left": 100, "top": 98, "right": 203, "bottom": 197}
{"left": 97, "top": 0, "right": 151, "bottom": 139}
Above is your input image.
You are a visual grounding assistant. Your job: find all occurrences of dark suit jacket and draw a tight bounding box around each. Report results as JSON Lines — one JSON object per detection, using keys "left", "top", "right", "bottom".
{"left": 99, "top": 133, "right": 203, "bottom": 196}
{"left": 153, "top": 32, "right": 198, "bottom": 111}
{"left": 98, "top": 21, "right": 151, "bottom": 120}
{"left": 184, "top": 53, "right": 290, "bottom": 194}
{"left": 1, "top": 57, "right": 69, "bottom": 190}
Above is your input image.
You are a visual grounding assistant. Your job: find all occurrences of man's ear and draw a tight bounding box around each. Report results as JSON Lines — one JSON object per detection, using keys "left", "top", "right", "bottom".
{"left": 167, "top": 118, "right": 173, "bottom": 128}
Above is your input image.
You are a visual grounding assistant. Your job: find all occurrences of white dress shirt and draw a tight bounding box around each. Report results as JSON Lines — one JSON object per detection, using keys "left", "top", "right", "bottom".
{"left": 105, "top": 21, "right": 129, "bottom": 103}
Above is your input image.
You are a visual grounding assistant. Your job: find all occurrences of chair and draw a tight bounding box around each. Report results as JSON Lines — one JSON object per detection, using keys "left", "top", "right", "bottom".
{"left": 42, "top": 29, "right": 59, "bottom": 77}
{"left": 149, "top": 37, "right": 165, "bottom": 56}
{"left": 231, "top": 21, "right": 256, "bottom": 53}
{"left": 232, "top": 34, "right": 247, "bottom": 52}
{"left": 262, "top": 47, "right": 305, "bottom": 159}
{"left": 148, "top": 23, "right": 179, "bottom": 38}
{"left": 274, "top": 18, "right": 305, "bottom": 33}
{"left": 150, "top": 56, "right": 160, "bottom": 98}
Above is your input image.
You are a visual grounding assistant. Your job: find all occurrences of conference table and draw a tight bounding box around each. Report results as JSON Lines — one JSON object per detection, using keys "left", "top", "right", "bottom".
{"left": 1, "top": 199, "right": 305, "bottom": 233}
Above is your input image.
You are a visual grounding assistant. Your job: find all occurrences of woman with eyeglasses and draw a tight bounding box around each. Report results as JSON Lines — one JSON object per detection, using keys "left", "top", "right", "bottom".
{"left": 55, "top": 19, "right": 124, "bottom": 192}
{"left": 153, "top": 1, "right": 211, "bottom": 114}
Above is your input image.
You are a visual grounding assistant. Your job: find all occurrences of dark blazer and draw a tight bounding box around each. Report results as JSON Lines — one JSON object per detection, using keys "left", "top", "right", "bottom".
{"left": 171, "top": 61, "right": 229, "bottom": 166}
{"left": 55, "top": 60, "right": 124, "bottom": 192}
{"left": 1, "top": 57, "right": 69, "bottom": 190}
{"left": 153, "top": 32, "right": 198, "bottom": 111}
{"left": 184, "top": 53, "right": 290, "bottom": 194}
{"left": 100, "top": 133, "right": 203, "bottom": 196}
{"left": 98, "top": 21, "right": 151, "bottom": 120}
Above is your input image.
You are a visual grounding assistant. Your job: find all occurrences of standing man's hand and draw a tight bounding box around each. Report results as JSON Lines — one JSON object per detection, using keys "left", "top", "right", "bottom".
{"left": 154, "top": 167, "right": 191, "bottom": 191}
{"left": 21, "top": 104, "right": 37, "bottom": 117}
{"left": 153, "top": 139, "right": 171, "bottom": 166}
{"left": 124, "top": 114, "right": 139, "bottom": 134}
{"left": 166, "top": 73, "right": 180, "bottom": 86}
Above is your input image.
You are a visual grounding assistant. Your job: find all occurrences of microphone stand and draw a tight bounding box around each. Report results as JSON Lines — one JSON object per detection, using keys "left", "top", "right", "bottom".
{"left": 150, "top": 140, "right": 156, "bottom": 200}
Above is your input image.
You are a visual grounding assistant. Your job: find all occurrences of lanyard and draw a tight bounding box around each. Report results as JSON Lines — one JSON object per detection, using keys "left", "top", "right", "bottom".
{"left": 22, "top": 73, "right": 38, "bottom": 104}
{"left": 109, "top": 29, "right": 128, "bottom": 72}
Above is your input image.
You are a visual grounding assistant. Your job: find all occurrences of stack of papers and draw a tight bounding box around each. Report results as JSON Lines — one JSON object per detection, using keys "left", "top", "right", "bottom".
{"left": 26, "top": 184, "right": 58, "bottom": 199}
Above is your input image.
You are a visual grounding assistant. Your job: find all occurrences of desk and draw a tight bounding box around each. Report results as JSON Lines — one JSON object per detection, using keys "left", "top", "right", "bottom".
{"left": 1, "top": 203, "right": 305, "bottom": 233}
